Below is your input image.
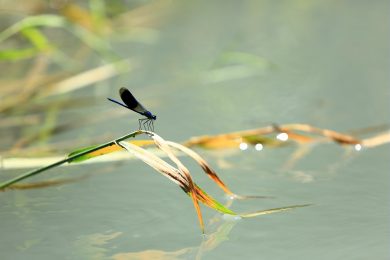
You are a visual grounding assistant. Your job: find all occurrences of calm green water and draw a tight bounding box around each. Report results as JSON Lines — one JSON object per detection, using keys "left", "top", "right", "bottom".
{"left": 1, "top": 1, "right": 389, "bottom": 259}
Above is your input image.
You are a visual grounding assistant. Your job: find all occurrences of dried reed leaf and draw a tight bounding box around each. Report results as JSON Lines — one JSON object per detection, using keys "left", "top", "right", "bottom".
{"left": 116, "top": 134, "right": 243, "bottom": 232}
{"left": 67, "top": 140, "right": 154, "bottom": 163}
{"left": 278, "top": 124, "right": 360, "bottom": 144}
{"left": 117, "top": 141, "right": 188, "bottom": 188}
{"left": 46, "top": 59, "right": 132, "bottom": 96}
{"left": 119, "top": 138, "right": 206, "bottom": 231}
{"left": 184, "top": 124, "right": 364, "bottom": 150}
{"left": 361, "top": 131, "right": 390, "bottom": 148}
{"left": 147, "top": 133, "right": 205, "bottom": 232}
{"left": 166, "top": 141, "right": 274, "bottom": 199}
{"left": 166, "top": 141, "right": 235, "bottom": 195}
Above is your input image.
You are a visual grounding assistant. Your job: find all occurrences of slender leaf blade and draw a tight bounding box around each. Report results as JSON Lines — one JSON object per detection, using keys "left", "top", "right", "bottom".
{"left": 67, "top": 144, "right": 121, "bottom": 163}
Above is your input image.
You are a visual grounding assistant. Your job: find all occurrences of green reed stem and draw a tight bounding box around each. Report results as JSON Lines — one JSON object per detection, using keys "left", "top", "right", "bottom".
{"left": 0, "top": 131, "right": 141, "bottom": 189}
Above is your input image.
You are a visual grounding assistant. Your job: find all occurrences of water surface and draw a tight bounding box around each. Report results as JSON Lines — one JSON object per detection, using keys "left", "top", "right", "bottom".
{"left": 1, "top": 1, "right": 389, "bottom": 259}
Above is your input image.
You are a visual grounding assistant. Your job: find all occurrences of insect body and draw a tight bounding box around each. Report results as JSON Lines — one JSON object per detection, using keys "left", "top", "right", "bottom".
{"left": 108, "top": 87, "right": 157, "bottom": 131}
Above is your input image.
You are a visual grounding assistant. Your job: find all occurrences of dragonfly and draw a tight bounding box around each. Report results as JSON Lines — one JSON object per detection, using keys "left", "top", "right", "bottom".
{"left": 107, "top": 87, "right": 157, "bottom": 132}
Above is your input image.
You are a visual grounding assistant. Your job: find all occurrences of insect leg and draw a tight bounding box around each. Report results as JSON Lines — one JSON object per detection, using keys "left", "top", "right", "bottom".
{"left": 149, "top": 119, "right": 154, "bottom": 132}
{"left": 143, "top": 119, "right": 149, "bottom": 131}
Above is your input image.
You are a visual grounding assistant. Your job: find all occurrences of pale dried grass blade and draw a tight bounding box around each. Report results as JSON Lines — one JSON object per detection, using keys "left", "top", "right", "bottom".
{"left": 118, "top": 141, "right": 188, "bottom": 188}
{"left": 147, "top": 132, "right": 204, "bottom": 232}
{"left": 166, "top": 141, "right": 273, "bottom": 199}
{"left": 149, "top": 133, "right": 193, "bottom": 184}
{"left": 361, "top": 131, "right": 390, "bottom": 148}
{"left": 166, "top": 141, "right": 234, "bottom": 195}
{"left": 47, "top": 59, "right": 132, "bottom": 96}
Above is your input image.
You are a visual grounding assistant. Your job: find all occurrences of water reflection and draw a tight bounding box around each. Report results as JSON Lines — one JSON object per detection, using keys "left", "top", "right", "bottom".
{"left": 110, "top": 200, "right": 241, "bottom": 260}
{"left": 255, "top": 143, "right": 264, "bottom": 151}
{"left": 239, "top": 142, "right": 248, "bottom": 151}
{"left": 276, "top": 133, "right": 289, "bottom": 142}
{"left": 354, "top": 144, "right": 362, "bottom": 151}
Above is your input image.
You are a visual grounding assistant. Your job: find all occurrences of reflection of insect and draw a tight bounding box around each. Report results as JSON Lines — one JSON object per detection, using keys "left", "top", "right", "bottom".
{"left": 107, "top": 87, "right": 157, "bottom": 131}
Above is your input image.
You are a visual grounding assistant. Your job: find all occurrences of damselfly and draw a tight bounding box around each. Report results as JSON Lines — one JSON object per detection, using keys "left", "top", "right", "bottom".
{"left": 108, "top": 87, "right": 157, "bottom": 131}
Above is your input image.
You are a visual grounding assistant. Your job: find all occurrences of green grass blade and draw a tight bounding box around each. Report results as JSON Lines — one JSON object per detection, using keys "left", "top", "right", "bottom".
{"left": 0, "top": 14, "right": 115, "bottom": 60}
{"left": 193, "top": 184, "right": 236, "bottom": 215}
{"left": 21, "top": 27, "right": 51, "bottom": 50}
{"left": 0, "top": 48, "right": 40, "bottom": 61}
{"left": 0, "top": 15, "right": 66, "bottom": 43}
{"left": 67, "top": 145, "right": 100, "bottom": 163}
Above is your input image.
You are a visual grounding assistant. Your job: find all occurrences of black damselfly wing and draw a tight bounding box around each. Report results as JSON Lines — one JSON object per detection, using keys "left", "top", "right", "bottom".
{"left": 107, "top": 87, "right": 156, "bottom": 131}
{"left": 119, "top": 87, "right": 149, "bottom": 117}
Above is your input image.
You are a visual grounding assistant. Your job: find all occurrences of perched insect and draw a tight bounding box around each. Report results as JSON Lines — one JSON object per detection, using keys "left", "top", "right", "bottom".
{"left": 107, "top": 87, "right": 157, "bottom": 131}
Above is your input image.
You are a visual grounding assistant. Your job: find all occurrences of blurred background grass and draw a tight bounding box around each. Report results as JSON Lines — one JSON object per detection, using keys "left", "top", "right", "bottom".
{"left": 0, "top": 0, "right": 175, "bottom": 157}
{"left": 0, "top": 0, "right": 389, "bottom": 157}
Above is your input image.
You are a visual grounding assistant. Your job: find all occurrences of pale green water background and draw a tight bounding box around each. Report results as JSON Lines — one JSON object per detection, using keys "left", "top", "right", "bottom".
{"left": 1, "top": 1, "right": 389, "bottom": 259}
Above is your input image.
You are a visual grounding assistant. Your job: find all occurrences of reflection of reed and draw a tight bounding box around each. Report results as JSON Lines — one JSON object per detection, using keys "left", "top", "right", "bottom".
{"left": 0, "top": 175, "right": 87, "bottom": 191}
{"left": 110, "top": 200, "right": 239, "bottom": 260}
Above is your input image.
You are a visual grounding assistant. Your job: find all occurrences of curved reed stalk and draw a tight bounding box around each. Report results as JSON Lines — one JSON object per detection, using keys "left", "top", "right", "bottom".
{"left": 0, "top": 131, "right": 140, "bottom": 189}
